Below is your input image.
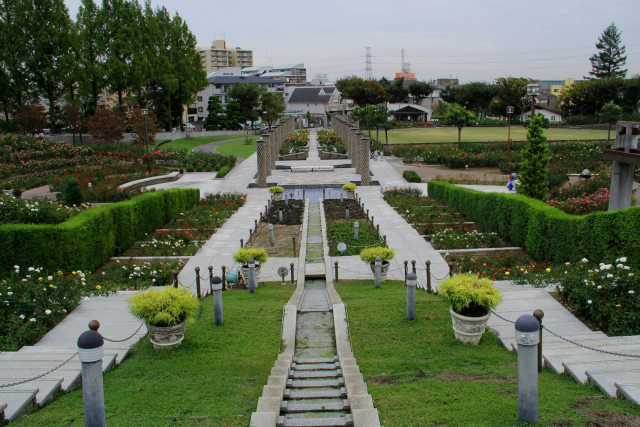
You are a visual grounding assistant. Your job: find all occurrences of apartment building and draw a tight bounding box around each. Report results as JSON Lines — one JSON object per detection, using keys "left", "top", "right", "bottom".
{"left": 197, "top": 40, "right": 253, "bottom": 73}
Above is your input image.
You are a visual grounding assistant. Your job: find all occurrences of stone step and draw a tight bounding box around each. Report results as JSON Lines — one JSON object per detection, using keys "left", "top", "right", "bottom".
{"left": 0, "top": 353, "right": 116, "bottom": 374}
{"left": 539, "top": 336, "right": 640, "bottom": 351}
{"left": 281, "top": 399, "right": 350, "bottom": 413}
{"left": 587, "top": 371, "right": 640, "bottom": 397}
{"left": 288, "top": 378, "right": 344, "bottom": 388}
{"left": 284, "top": 388, "right": 347, "bottom": 399}
{"left": 541, "top": 342, "right": 640, "bottom": 357}
{"left": 290, "top": 370, "right": 341, "bottom": 379}
{"left": 294, "top": 357, "right": 338, "bottom": 364}
{"left": 0, "top": 369, "right": 81, "bottom": 391}
{"left": 544, "top": 351, "right": 635, "bottom": 374}
{"left": 292, "top": 363, "right": 339, "bottom": 371}
{"left": 0, "top": 389, "right": 37, "bottom": 421}
{"left": 563, "top": 360, "right": 640, "bottom": 384}
{"left": 277, "top": 414, "right": 353, "bottom": 427}
{"left": 616, "top": 383, "right": 640, "bottom": 405}
{"left": 0, "top": 377, "right": 63, "bottom": 406}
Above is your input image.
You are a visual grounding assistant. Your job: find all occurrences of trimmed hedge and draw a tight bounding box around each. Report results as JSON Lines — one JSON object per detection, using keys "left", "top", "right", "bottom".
{"left": 0, "top": 189, "right": 199, "bottom": 273}
{"left": 427, "top": 181, "right": 640, "bottom": 269}
{"left": 402, "top": 170, "right": 422, "bottom": 183}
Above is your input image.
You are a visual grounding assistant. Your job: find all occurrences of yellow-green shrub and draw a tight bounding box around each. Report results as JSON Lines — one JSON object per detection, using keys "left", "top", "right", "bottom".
{"left": 360, "top": 247, "right": 394, "bottom": 263}
{"left": 439, "top": 273, "right": 502, "bottom": 316}
{"left": 129, "top": 287, "right": 199, "bottom": 327}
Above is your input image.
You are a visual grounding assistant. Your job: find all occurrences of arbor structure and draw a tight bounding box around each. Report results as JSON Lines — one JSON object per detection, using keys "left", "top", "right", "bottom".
{"left": 599, "top": 102, "right": 623, "bottom": 140}
{"left": 519, "top": 115, "right": 549, "bottom": 200}
{"left": 589, "top": 23, "right": 627, "bottom": 79}
{"left": 444, "top": 103, "right": 476, "bottom": 147}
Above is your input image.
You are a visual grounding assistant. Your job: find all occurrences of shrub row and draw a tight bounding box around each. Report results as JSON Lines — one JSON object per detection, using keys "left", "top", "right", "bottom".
{"left": 402, "top": 170, "right": 421, "bottom": 183}
{"left": 427, "top": 181, "right": 640, "bottom": 269}
{"left": 0, "top": 189, "right": 199, "bottom": 273}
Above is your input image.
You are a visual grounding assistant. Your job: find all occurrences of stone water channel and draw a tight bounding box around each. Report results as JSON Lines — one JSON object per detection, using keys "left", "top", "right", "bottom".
{"left": 277, "top": 202, "right": 351, "bottom": 426}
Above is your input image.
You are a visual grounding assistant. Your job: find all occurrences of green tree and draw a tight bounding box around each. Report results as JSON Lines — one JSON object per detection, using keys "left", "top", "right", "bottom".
{"left": 599, "top": 101, "right": 623, "bottom": 140}
{"left": 444, "top": 103, "right": 476, "bottom": 147}
{"left": 352, "top": 105, "right": 378, "bottom": 136}
{"left": 519, "top": 115, "right": 549, "bottom": 200}
{"left": 260, "top": 92, "right": 285, "bottom": 128}
{"left": 441, "top": 82, "right": 497, "bottom": 118}
{"left": 492, "top": 77, "right": 531, "bottom": 118}
{"left": 408, "top": 81, "right": 435, "bottom": 105}
{"left": 15, "top": 104, "right": 47, "bottom": 135}
{"left": 561, "top": 77, "right": 624, "bottom": 118}
{"left": 204, "top": 96, "right": 224, "bottom": 130}
{"left": 380, "top": 77, "right": 409, "bottom": 103}
{"left": 589, "top": 23, "right": 627, "bottom": 79}
{"left": 76, "top": 0, "right": 106, "bottom": 115}
{"left": 228, "top": 82, "right": 266, "bottom": 130}
{"left": 335, "top": 76, "right": 387, "bottom": 107}
{"left": 223, "top": 100, "right": 245, "bottom": 130}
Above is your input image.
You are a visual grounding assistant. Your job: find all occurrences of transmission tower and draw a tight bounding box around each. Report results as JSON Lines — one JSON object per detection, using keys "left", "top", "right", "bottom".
{"left": 365, "top": 46, "right": 373, "bottom": 79}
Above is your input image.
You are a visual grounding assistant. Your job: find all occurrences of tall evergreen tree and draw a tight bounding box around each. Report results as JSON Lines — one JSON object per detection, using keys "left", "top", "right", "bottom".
{"left": 589, "top": 23, "right": 627, "bottom": 79}
{"left": 204, "top": 96, "right": 224, "bottom": 130}
{"left": 519, "top": 116, "right": 549, "bottom": 200}
{"left": 76, "top": 0, "right": 106, "bottom": 115}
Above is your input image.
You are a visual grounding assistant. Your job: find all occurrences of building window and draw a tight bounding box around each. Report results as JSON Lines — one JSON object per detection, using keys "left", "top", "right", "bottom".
{"left": 197, "top": 96, "right": 202, "bottom": 102}
{"left": 551, "top": 115, "right": 556, "bottom": 121}
{"left": 198, "top": 107, "right": 203, "bottom": 112}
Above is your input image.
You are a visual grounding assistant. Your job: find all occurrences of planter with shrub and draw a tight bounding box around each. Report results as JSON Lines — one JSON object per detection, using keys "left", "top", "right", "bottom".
{"left": 360, "top": 246, "right": 394, "bottom": 280}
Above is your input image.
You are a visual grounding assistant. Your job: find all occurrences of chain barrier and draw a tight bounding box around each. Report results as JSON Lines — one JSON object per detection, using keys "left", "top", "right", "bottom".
{"left": 0, "top": 352, "right": 78, "bottom": 388}
{"left": 490, "top": 308, "right": 516, "bottom": 324}
{"left": 102, "top": 322, "right": 147, "bottom": 343}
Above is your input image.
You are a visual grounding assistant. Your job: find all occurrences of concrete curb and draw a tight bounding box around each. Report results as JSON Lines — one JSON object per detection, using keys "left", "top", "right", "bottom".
{"left": 117, "top": 171, "right": 182, "bottom": 190}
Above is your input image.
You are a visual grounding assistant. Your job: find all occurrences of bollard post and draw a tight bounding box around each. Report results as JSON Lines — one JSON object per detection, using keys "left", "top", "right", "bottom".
{"left": 340, "top": 192, "right": 344, "bottom": 205}
{"left": 292, "top": 237, "right": 297, "bottom": 256}
{"left": 255, "top": 219, "right": 258, "bottom": 231}
{"left": 374, "top": 257, "right": 382, "bottom": 288}
{"left": 366, "top": 209, "right": 369, "bottom": 220}
{"left": 221, "top": 266, "right": 227, "bottom": 290}
{"left": 195, "top": 267, "right": 201, "bottom": 298}
{"left": 334, "top": 261, "right": 339, "bottom": 282}
{"left": 285, "top": 193, "right": 288, "bottom": 206}
{"left": 260, "top": 212, "right": 263, "bottom": 222}
{"left": 406, "top": 273, "right": 417, "bottom": 320}
{"left": 345, "top": 206, "right": 349, "bottom": 220}
{"left": 411, "top": 260, "right": 416, "bottom": 274}
{"left": 354, "top": 221, "right": 359, "bottom": 240}
{"left": 240, "top": 238, "right": 244, "bottom": 249}
{"left": 371, "top": 215, "right": 374, "bottom": 225}
{"left": 332, "top": 235, "right": 337, "bottom": 253}
{"left": 448, "top": 261, "right": 455, "bottom": 276}
{"left": 269, "top": 224, "right": 275, "bottom": 247}
{"left": 383, "top": 235, "right": 387, "bottom": 247}
{"left": 376, "top": 224, "right": 380, "bottom": 236}
{"left": 248, "top": 259, "right": 256, "bottom": 294}
{"left": 404, "top": 260, "right": 408, "bottom": 280}
{"left": 533, "top": 309, "right": 545, "bottom": 372}
{"left": 323, "top": 188, "right": 326, "bottom": 198}
{"left": 172, "top": 270, "right": 179, "bottom": 288}
{"left": 212, "top": 276, "right": 223, "bottom": 325}
{"left": 77, "top": 321, "right": 106, "bottom": 427}
{"left": 516, "top": 315, "right": 540, "bottom": 422}
{"left": 279, "top": 210, "right": 283, "bottom": 223}
{"left": 425, "top": 260, "right": 432, "bottom": 293}
{"left": 290, "top": 263, "right": 295, "bottom": 284}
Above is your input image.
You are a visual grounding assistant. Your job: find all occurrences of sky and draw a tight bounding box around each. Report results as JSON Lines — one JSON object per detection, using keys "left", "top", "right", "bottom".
{"left": 63, "top": 0, "right": 640, "bottom": 84}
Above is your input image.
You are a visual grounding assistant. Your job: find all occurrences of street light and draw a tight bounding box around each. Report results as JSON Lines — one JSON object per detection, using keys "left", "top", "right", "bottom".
{"left": 142, "top": 109, "right": 150, "bottom": 173}
{"left": 526, "top": 83, "right": 540, "bottom": 121}
{"left": 506, "top": 105, "right": 514, "bottom": 141}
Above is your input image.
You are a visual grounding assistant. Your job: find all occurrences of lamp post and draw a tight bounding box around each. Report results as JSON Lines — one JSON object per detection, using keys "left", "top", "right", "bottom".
{"left": 526, "top": 83, "right": 540, "bottom": 121}
{"left": 506, "top": 105, "right": 514, "bottom": 141}
{"left": 142, "top": 108, "right": 150, "bottom": 173}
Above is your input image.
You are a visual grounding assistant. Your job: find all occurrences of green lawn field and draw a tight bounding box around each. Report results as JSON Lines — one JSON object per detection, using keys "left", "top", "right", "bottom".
{"left": 380, "top": 126, "right": 609, "bottom": 144}
{"left": 157, "top": 134, "right": 249, "bottom": 152}
{"left": 216, "top": 138, "right": 259, "bottom": 158}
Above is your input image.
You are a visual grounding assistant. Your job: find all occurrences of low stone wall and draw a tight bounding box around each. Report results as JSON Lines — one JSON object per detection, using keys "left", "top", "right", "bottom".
{"left": 319, "top": 151, "right": 348, "bottom": 160}
{"left": 118, "top": 171, "right": 183, "bottom": 190}
{"left": 279, "top": 151, "right": 308, "bottom": 161}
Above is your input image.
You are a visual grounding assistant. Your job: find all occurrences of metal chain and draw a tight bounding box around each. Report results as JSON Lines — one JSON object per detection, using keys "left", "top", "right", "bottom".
{"left": 0, "top": 352, "right": 78, "bottom": 388}
{"left": 542, "top": 325, "right": 640, "bottom": 358}
{"left": 490, "top": 308, "right": 516, "bottom": 324}
{"left": 102, "top": 322, "right": 147, "bottom": 343}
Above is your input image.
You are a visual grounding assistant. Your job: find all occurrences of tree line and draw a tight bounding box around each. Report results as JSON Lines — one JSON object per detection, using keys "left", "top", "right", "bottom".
{"left": 0, "top": 0, "right": 207, "bottom": 133}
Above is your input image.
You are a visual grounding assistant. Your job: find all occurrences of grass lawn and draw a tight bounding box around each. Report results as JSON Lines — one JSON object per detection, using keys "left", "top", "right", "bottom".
{"left": 216, "top": 138, "right": 259, "bottom": 159}
{"left": 13, "top": 282, "right": 293, "bottom": 426}
{"left": 382, "top": 126, "right": 609, "bottom": 144}
{"left": 336, "top": 280, "right": 640, "bottom": 426}
{"left": 156, "top": 134, "right": 248, "bottom": 152}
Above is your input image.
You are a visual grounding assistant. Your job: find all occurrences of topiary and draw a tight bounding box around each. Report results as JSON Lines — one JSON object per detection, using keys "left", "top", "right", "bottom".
{"left": 62, "top": 178, "right": 84, "bottom": 206}
{"left": 128, "top": 287, "right": 199, "bottom": 327}
{"left": 342, "top": 182, "right": 357, "bottom": 191}
{"left": 216, "top": 165, "right": 230, "bottom": 177}
{"left": 439, "top": 273, "right": 502, "bottom": 317}
{"left": 403, "top": 170, "right": 422, "bottom": 183}
{"left": 360, "top": 246, "right": 394, "bottom": 264}
{"left": 233, "top": 247, "right": 269, "bottom": 264}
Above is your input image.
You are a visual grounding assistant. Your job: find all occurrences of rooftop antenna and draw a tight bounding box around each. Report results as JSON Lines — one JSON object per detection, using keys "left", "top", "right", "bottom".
{"left": 365, "top": 46, "right": 373, "bottom": 79}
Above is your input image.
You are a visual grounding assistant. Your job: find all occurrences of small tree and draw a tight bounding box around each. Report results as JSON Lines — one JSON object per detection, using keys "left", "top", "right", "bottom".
{"left": 86, "top": 108, "right": 125, "bottom": 143}
{"left": 518, "top": 115, "right": 549, "bottom": 200}
{"left": 408, "top": 81, "right": 435, "bottom": 105}
{"left": 128, "top": 108, "right": 159, "bottom": 146}
{"left": 261, "top": 92, "right": 285, "bottom": 128}
{"left": 63, "top": 104, "right": 83, "bottom": 145}
{"left": 223, "top": 100, "right": 244, "bottom": 130}
{"left": 589, "top": 23, "right": 627, "bottom": 79}
{"left": 445, "top": 103, "right": 476, "bottom": 147}
{"left": 15, "top": 104, "right": 47, "bottom": 135}
{"left": 599, "top": 101, "right": 623, "bottom": 140}
{"left": 204, "top": 96, "right": 225, "bottom": 130}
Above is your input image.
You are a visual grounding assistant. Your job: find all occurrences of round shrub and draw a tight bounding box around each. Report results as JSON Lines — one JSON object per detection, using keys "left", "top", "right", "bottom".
{"left": 403, "top": 170, "right": 422, "bottom": 183}
{"left": 439, "top": 273, "right": 502, "bottom": 317}
{"left": 62, "top": 178, "right": 84, "bottom": 206}
{"left": 360, "top": 247, "right": 394, "bottom": 263}
{"left": 233, "top": 247, "right": 269, "bottom": 264}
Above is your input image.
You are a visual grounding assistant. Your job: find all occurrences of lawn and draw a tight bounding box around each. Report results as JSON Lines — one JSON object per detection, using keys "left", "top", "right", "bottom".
{"left": 382, "top": 126, "right": 609, "bottom": 144}
{"left": 157, "top": 134, "right": 247, "bottom": 152}
{"left": 13, "top": 282, "right": 293, "bottom": 426}
{"left": 216, "top": 137, "right": 259, "bottom": 159}
{"left": 336, "top": 280, "right": 640, "bottom": 426}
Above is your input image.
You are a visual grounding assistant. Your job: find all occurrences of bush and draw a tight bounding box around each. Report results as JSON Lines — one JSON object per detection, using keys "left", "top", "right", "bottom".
{"left": 62, "top": 178, "right": 85, "bottom": 206}
{"left": 402, "top": 170, "right": 421, "bottom": 183}
{"left": 216, "top": 165, "right": 230, "bottom": 178}
{"left": 269, "top": 186, "right": 284, "bottom": 194}
{"left": 233, "top": 248, "right": 268, "bottom": 264}
{"left": 360, "top": 247, "right": 394, "bottom": 263}
{"left": 342, "top": 183, "right": 357, "bottom": 191}
{"left": 427, "top": 181, "right": 640, "bottom": 270}
{"left": 439, "top": 273, "right": 502, "bottom": 317}
{"left": 128, "top": 287, "right": 199, "bottom": 327}
{"left": 0, "top": 189, "right": 199, "bottom": 274}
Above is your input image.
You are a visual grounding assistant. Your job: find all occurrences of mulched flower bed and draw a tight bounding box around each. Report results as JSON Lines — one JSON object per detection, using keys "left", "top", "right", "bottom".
{"left": 323, "top": 199, "right": 366, "bottom": 220}
{"left": 265, "top": 200, "right": 304, "bottom": 225}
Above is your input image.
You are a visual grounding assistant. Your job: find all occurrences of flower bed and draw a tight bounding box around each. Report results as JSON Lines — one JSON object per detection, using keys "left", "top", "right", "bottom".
{"left": 124, "top": 230, "right": 202, "bottom": 256}
{"left": 430, "top": 228, "right": 507, "bottom": 249}
{"left": 317, "top": 129, "right": 346, "bottom": 153}
{"left": 279, "top": 130, "right": 309, "bottom": 155}
{"left": 166, "top": 192, "right": 246, "bottom": 230}
{"left": 92, "top": 259, "right": 184, "bottom": 292}
{"left": 0, "top": 194, "right": 86, "bottom": 225}
{"left": 326, "top": 219, "right": 382, "bottom": 256}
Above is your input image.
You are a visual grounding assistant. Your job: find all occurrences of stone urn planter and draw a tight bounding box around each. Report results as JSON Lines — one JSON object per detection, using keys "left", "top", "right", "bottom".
{"left": 439, "top": 273, "right": 502, "bottom": 345}
{"left": 368, "top": 260, "right": 390, "bottom": 280}
{"left": 449, "top": 307, "right": 491, "bottom": 345}
{"left": 147, "top": 321, "right": 187, "bottom": 350}
{"left": 269, "top": 186, "right": 284, "bottom": 201}
{"left": 360, "top": 247, "right": 395, "bottom": 281}
{"left": 342, "top": 183, "right": 357, "bottom": 200}
{"left": 241, "top": 263, "right": 261, "bottom": 282}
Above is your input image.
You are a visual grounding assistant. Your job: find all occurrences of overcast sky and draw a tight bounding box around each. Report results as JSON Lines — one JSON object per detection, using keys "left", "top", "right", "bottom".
{"left": 64, "top": 0, "right": 640, "bottom": 84}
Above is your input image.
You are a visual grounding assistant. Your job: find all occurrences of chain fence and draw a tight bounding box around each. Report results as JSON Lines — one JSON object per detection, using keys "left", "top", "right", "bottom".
{"left": 102, "top": 322, "right": 147, "bottom": 343}
{"left": 0, "top": 352, "right": 78, "bottom": 388}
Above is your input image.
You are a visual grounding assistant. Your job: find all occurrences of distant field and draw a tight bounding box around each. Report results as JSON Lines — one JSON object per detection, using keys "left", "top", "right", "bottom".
{"left": 156, "top": 135, "right": 244, "bottom": 152}
{"left": 381, "top": 126, "right": 609, "bottom": 144}
{"left": 216, "top": 137, "right": 259, "bottom": 158}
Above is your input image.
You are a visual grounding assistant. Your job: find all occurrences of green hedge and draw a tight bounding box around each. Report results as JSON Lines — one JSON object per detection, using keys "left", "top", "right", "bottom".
{"left": 427, "top": 181, "right": 640, "bottom": 268}
{"left": 0, "top": 189, "right": 200, "bottom": 274}
{"left": 402, "top": 170, "right": 422, "bottom": 183}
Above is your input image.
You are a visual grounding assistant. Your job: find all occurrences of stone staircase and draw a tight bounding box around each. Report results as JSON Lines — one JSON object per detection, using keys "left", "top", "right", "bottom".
{"left": 0, "top": 291, "right": 147, "bottom": 422}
